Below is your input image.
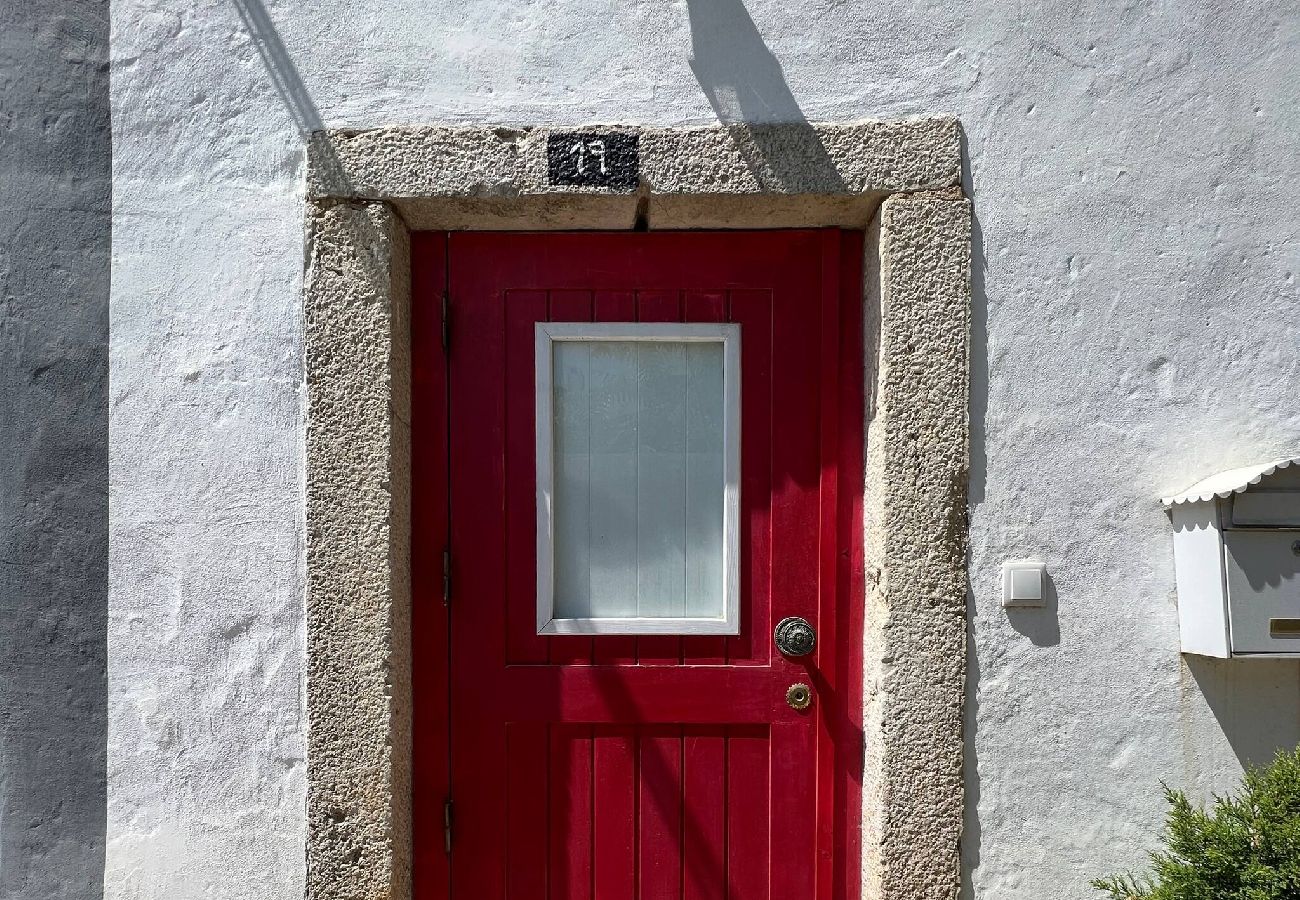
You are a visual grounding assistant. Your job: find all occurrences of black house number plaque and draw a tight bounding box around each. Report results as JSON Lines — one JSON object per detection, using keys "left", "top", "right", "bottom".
{"left": 546, "top": 132, "right": 639, "bottom": 191}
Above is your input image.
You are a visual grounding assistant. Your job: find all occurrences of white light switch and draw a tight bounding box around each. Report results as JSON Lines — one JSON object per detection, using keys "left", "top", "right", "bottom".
{"left": 1002, "top": 561, "right": 1046, "bottom": 608}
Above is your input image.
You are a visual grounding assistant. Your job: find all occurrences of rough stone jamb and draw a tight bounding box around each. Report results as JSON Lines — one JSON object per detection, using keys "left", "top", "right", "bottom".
{"left": 305, "top": 200, "right": 412, "bottom": 900}
{"left": 862, "top": 190, "right": 972, "bottom": 900}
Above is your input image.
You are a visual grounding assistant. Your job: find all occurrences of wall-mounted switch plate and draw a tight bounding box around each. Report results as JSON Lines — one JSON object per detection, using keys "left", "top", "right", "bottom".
{"left": 1002, "top": 561, "right": 1046, "bottom": 608}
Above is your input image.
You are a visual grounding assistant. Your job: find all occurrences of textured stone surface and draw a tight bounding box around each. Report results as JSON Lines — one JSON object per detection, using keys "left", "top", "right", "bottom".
{"left": 308, "top": 122, "right": 960, "bottom": 230}
{"left": 0, "top": 3, "right": 109, "bottom": 898}
{"left": 863, "top": 192, "right": 972, "bottom": 900}
{"left": 305, "top": 201, "right": 411, "bottom": 900}
{"left": 307, "top": 121, "right": 960, "bottom": 201}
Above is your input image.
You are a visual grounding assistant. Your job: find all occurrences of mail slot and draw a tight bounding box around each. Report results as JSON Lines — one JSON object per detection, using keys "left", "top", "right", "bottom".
{"left": 1164, "top": 457, "right": 1300, "bottom": 658}
{"left": 1270, "top": 619, "right": 1300, "bottom": 638}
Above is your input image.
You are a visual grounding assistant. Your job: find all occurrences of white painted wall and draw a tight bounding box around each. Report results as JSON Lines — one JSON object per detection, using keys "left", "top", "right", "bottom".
{"left": 108, "top": 0, "right": 1300, "bottom": 897}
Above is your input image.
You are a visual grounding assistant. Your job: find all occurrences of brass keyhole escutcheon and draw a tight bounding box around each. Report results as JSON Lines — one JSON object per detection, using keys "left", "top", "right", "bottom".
{"left": 786, "top": 683, "right": 813, "bottom": 711}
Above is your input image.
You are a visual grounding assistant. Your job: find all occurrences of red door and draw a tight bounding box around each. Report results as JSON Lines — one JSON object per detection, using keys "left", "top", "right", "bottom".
{"left": 413, "top": 231, "right": 863, "bottom": 900}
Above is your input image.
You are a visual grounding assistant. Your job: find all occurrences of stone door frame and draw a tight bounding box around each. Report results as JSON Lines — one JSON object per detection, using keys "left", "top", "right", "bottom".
{"left": 302, "top": 121, "right": 972, "bottom": 900}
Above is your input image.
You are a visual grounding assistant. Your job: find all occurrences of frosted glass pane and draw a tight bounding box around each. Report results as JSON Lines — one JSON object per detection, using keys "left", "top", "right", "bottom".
{"left": 551, "top": 340, "right": 726, "bottom": 622}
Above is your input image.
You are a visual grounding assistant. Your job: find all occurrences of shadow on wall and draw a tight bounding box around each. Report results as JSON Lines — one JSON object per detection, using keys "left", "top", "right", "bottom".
{"left": 684, "top": 0, "right": 846, "bottom": 192}
{"left": 0, "top": 0, "right": 110, "bottom": 897}
{"left": 231, "top": 0, "right": 354, "bottom": 196}
{"left": 959, "top": 123, "right": 988, "bottom": 900}
{"left": 1186, "top": 657, "right": 1300, "bottom": 770}
{"left": 1003, "top": 571, "right": 1061, "bottom": 648}
{"left": 231, "top": 0, "right": 322, "bottom": 136}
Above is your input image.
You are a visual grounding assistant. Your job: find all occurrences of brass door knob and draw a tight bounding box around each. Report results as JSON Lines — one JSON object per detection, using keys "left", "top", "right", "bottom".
{"left": 774, "top": 616, "right": 816, "bottom": 657}
{"left": 786, "top": 683, "right": 813, "bottom": 711}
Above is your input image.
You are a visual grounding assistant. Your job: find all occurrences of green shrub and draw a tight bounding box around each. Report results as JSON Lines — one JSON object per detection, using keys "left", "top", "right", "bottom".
{"left": 1093, "top": 746, "right": 1300, "bottom": 900}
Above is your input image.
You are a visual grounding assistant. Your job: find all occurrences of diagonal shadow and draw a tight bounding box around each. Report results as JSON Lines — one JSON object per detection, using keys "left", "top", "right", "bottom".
{"left": 685, "top": 0, "right": 847, "bottom": 193}
{"left": 958, "top": 122, "right": 986, "bottom": 900}
{"left": 230, "top": 0, "right": 354, "bottom": 197}
{"left": 230, "top": 0, "right": 322, "bottom": 135}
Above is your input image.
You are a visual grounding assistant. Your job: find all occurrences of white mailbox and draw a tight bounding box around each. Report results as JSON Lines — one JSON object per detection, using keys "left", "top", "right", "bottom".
{"left": 1163, "top": 457, "right": 1300, "bottom": 658}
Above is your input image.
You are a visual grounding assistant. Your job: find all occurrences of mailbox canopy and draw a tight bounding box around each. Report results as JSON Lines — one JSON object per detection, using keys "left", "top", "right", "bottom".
{"left": 1162, "top": 457, "right": 1300, "bottom": 507}
{"left": 1164, "top": 457, "right": 1300, "bottom": 658}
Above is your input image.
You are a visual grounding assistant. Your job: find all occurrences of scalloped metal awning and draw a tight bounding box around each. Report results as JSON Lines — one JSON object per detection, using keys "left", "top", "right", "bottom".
{"left": 1161, "top": 457, "right": 1300, "bottom": 506}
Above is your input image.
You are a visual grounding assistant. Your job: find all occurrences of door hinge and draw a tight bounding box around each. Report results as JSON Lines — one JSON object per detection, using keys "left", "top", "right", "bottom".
{"left": 440, "top": 291, "right": 450, "bottom": 352}
{"left": 442, "top": 547, "right": 451, "bottom": 606}
{"left": 443, "top": 798, "right": 453, "bottom": 854}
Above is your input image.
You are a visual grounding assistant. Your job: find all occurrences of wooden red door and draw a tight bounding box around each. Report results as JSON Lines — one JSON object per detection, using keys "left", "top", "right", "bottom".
{"left": 413, "top": 230, "right": 863, "bottom": 900}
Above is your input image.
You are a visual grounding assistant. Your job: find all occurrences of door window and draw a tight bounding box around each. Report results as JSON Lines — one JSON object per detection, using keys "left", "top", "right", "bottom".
{"left": 535, "top": 323, "right": 741, "bottom": 634}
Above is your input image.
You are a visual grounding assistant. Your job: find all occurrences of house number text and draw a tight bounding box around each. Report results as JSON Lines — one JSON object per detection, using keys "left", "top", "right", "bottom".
{"left": 546, "top": 132, "right": 639, "bottom": 191}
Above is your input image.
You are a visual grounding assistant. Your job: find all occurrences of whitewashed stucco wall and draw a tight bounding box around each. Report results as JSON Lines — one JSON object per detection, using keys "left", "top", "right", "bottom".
{"left": 107, "top": 1, "right": 1300, "bottom": 899}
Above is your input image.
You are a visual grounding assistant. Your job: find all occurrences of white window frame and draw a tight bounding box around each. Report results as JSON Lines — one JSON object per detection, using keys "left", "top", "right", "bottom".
{"left": 535, "top": 322, "right": 742, "bottom": 635}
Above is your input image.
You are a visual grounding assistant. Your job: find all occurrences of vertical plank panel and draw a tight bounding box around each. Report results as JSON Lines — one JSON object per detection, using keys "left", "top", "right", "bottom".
{"left": 410, "top": 232, "right": 449, "bottom": 899}
{"left": 769, "top": 723, "right": 816, "bottom": 900}
{"left": 683, "top": 728, "right": 727, "bottom": 900}
{"left": 593, "top": 727, "right": 638, "bottom": 900}
{"left": 636, "top": 289, "right": 682, "bottom": 322}
{"left": 550, "top": 726, "right": 594, "bottom": 900}
{"left": 683, "top": 291, "right": 728, "bottom": 664}
{"left": 592, "top": 291, "right": 638, "bottom": 665}
{"left": 638, "top": 729, "right": 683, "bottom": 900}
{"left": 768, "top": 273, "right": 820, "bottom": 637}
{"left": 636, "top": 290, "right": 684, "bottom": 665}
{"left": 726, "top": 728, "right": 770, "bottom": 900}
{"left": 595, "top": 290, "right": 637, "bottom": 321}
{"left": 726, "top": 291, "right": 773, "bottom": 666}
{"left": 548, "top": 290, "right": 594, "bottom": 664}
{"left": 552, "top": 342, "right": 593, "bottom": 619}
{"left": 586, "top": 340, "right": 640, "bottom": 618}
{"left": 506, "top": 723, "right": 549, "bottom": 900}
{"left": 834, "top": 231, "right": 867, "bottom": 900}
{"left": 764, "top": 236, "right": 821, "bottom": 900}
{"left": 448, "top": 239, "right": 511, "bottom": 900}
{"left": 506, "top": 290, "right": 551, "bottom": 665}
{"left": 636, "top": 342, "right": 688, "bottom": 619}
{"left": 681, "top": 342, "right": 723, "bottom": 621}
{"left": 684, "top": 290, "right": 725, "bottom": 323}
{"left": 815, "top": 231, "right": 842, "bottom": 900}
